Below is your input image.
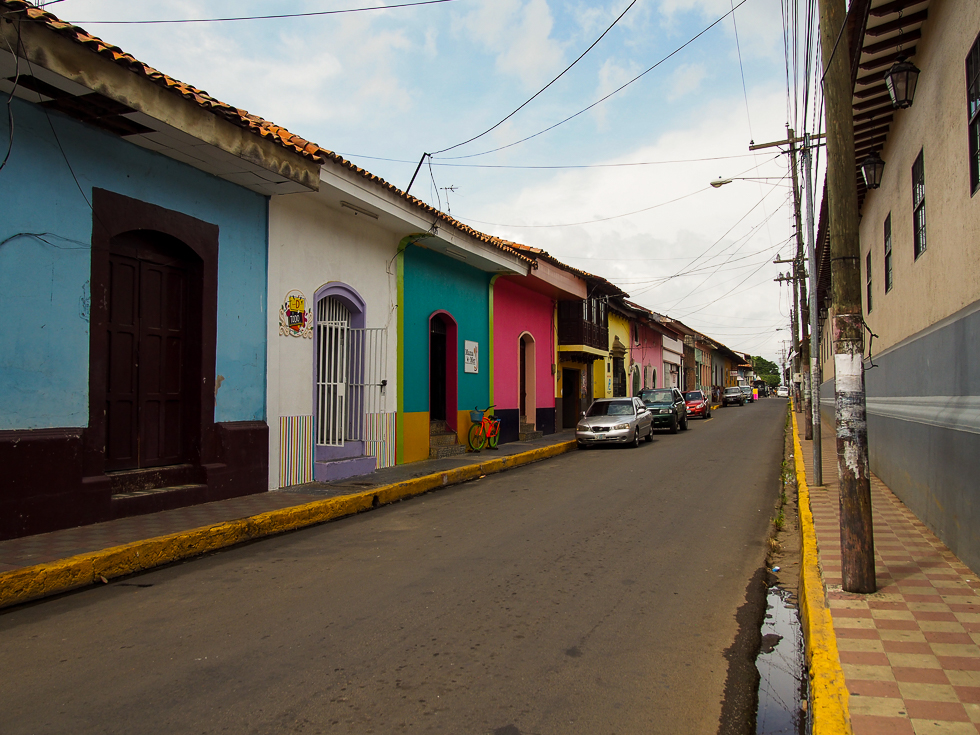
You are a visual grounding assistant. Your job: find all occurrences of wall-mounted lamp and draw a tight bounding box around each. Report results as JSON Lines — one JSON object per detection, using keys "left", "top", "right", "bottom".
{"left": 884, "top": 56, "right": 920, "bottom": 110}
{"left": 861, "top": 151, "right": 886, "bottom": 189}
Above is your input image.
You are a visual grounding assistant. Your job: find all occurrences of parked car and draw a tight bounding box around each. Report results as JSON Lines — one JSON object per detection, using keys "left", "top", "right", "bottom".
{"left": 740, "top": 385, "right": 755, "bottom": 403}
{"left": 576, "top": 397, "right": 653, "bottom": 448}
{"left": 638, "top": 388, "right": 688, "bottom": 433}
{"left": 683, "top": 390, "right": 711, "bottom": 419}
{"left": 776, "top": 385, "right": 789, "bottom": 398}
{"left": 723, "top": 386, "right": 745, "bottom": 406}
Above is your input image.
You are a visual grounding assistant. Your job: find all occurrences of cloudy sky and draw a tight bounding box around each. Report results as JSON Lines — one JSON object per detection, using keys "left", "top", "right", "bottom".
{"left": 44, "top": 0, "right": 819, "bottom": 366}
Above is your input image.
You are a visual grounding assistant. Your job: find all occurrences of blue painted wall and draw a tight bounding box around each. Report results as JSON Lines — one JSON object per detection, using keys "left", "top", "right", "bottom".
{"left": 402, "top": 245, "right": 491, "bottom": 414}
{"left": 0, "top": 98, "right": 267, "bottom": 429}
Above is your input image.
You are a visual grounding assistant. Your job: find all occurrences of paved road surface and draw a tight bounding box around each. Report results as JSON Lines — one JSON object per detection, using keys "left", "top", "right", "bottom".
{"left": 1, "top": 399, "right": 786, "bottom": 735}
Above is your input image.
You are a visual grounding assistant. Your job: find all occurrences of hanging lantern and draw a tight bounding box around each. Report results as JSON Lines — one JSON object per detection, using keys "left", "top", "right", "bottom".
{"left": 862, "top": 151, "right": 885, "bottom": 189}
{"left": 884, "top": 56, "right": 920, "bottom": 109}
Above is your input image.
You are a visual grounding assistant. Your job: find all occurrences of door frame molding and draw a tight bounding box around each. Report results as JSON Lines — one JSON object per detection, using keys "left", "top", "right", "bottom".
{"left": 85, "top": 188, "right": 219, "bottom": 479}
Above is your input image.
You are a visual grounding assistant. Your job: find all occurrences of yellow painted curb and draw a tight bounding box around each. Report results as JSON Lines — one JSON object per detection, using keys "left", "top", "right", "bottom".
{"left": 792, "top": 409, "right": 853, "bottom": 735}
{"left": 0, "top": 440, "right": 577, "bottom": 610}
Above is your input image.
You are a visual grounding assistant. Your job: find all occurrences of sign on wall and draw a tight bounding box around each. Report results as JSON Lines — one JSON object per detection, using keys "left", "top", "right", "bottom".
{"left": 279, "top": 290, "right": 313, "bottom": 339}
{"left": 464, "top": 340, "right": 479, "bottom": 373}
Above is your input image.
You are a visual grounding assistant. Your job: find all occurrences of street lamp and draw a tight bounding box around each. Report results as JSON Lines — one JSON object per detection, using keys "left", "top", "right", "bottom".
{"left": 710, "top": 176, "right": 786, "bottom": 188}
{"left": 861, "top": 151, "right": 886, "bottom": 189}
{"left": 884, "top": 56, "right": 920, "bottom": 109}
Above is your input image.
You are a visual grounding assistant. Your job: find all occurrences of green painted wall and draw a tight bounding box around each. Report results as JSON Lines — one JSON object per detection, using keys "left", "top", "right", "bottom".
{"left": 402, "top": 245, "right": 492, "bottom": 414}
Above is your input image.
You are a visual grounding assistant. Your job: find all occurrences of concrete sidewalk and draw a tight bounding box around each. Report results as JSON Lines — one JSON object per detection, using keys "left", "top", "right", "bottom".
{"left": 0, "top": 431, "right": 576, "bottom": 609}
{"left": 792, "top": 410, "right": 980, "bottom": 735}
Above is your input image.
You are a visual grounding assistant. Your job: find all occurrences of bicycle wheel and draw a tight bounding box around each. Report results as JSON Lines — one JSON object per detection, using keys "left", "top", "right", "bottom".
{"left": 468, "top": 422, "right": 486, "bottom": 451}
{"left": 487, "top": 421, "right": 500, "bottom": 449}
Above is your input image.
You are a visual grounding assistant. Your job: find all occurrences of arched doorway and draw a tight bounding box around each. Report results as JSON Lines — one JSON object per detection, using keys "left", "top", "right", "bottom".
{"left": 519, "top": 333, "right": 536, "bottom": 428}
{"left": 104, "top": 230, "right": 202, "bottom": 471}
{"left": 429, "top": 311, "right": 458, "bottom": 430}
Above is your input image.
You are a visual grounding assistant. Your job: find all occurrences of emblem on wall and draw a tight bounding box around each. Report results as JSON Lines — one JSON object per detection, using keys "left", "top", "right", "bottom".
{"left": 279, "top": 290, "right": 313, "bottom": 338}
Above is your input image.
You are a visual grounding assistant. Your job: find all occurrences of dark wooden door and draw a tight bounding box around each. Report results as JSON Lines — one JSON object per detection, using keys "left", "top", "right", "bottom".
{"left": 105, "top": 234, "right": 194, "bottom": 471}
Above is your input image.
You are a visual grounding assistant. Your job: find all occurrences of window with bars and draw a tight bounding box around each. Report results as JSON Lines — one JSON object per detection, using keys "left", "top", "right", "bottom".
{"left": 968, "top": 32, "right": 980, "bottom": 195}
{"left": 912, "top": 150, "right": 926, "bottom": 259}
{"left": 883, "top": 214, "right": 893, "bottom": 292}
{"left": 866, "top": 252, "right": 873, "bottom": 313}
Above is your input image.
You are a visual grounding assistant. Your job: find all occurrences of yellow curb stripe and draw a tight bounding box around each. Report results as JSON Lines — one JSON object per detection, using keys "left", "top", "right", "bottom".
{"left": 0, "top": 441, "right": 577, "bottom": 610}
{"left": 792, "top": 409, "right": 853, "bottom": 735}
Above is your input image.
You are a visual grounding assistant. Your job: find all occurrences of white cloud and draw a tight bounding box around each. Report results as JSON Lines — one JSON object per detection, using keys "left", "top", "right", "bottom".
{"left": 667, "top": 62, "right": 708, "bottom": 101}
{"left": 456, "top": 0, "right": 565, "bottom": 89}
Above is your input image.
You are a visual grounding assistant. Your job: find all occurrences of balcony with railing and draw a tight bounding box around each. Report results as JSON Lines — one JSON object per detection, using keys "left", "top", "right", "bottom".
{"left": 558, "top": 299, "right": 608, "bottom": 354}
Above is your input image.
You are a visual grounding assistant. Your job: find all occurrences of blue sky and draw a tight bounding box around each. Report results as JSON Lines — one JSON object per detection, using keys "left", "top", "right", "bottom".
{"left": 47, "top": 0, "right": 808, "bottom": 366}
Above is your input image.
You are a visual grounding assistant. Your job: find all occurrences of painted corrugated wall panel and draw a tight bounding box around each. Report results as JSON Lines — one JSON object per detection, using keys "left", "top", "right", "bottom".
{"left": 279, "top": 415, "right": 314, "bottom": 486}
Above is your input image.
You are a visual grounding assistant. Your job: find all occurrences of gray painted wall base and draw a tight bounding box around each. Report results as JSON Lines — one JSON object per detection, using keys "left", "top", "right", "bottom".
{"left": 818, "top": 297, "right": 980, "bottom": 575}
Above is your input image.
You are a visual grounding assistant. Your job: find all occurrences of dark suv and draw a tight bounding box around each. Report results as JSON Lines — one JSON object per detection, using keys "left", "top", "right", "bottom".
{"left": 638, "top": 387, "right": 688, "bottom": 433}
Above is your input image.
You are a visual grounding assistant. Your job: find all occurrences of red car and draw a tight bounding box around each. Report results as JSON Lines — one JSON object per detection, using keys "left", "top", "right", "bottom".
{"left": 683, "top": 390, "right": 711, "bottom": 419}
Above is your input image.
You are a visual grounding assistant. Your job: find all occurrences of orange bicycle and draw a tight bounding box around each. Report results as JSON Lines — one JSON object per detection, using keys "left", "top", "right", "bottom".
{"left": 467, "top": 405, "right": 500, "bottom": 451}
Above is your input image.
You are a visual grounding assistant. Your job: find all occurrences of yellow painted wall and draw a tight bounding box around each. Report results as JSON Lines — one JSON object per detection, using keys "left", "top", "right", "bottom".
{"left": 401, "top": 411, "right": 431, "bottom": 463}
{"left": 608, "top": 312, "right": 631, "bottom": 396}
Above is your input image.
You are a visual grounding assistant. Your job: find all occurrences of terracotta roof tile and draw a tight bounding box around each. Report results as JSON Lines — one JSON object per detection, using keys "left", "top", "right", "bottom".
{"left": 1, "top": 1, "right": 537, "bottom": 265}
{"left": 1, "top": 0, "right": 324, "bottom": 164}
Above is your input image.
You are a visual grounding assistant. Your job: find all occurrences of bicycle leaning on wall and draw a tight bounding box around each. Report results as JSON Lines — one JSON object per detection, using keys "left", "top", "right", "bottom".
{"left": 467, "top": 405, "right": 500, "bottom": 451}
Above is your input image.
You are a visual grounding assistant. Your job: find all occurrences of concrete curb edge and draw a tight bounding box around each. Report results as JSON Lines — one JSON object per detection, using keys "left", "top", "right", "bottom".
{"left": 0, "top": 440, "right": 577, "bottom": 610}
{"left": 792, "top": 409, "right": 853, "bottom": 735}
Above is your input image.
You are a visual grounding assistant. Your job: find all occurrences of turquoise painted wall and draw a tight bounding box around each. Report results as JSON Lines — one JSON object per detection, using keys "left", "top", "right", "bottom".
{"left": 402, "top": 245, "right": 491, "bottom": 414}
{"left": 0, "top": 98, "right": 268, "bottom": 430}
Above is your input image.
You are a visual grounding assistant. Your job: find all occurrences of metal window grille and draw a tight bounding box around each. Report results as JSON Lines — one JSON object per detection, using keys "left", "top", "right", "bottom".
{"left": 316, "top": 297, "right": 350, "bottom": 446}
{"left": 912, "top": 150, "right": 927, "bottom": 259}
{"left": 884, "top": 213, "right": 893, "bottom": 292}
{"left": 346, "top": 327, "right": 388, "bottom": 441}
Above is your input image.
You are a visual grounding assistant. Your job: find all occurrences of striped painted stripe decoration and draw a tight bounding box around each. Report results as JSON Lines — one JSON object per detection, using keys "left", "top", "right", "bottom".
{"left": 365, "top": 412, "right": 397, "bottom": 469}
{"left": 279, "top": 415, "right": 314, "bottom": 487}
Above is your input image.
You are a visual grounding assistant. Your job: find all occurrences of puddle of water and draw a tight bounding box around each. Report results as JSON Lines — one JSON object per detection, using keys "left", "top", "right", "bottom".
{"left": 755, "top": 586, "right": 808, "bottom": 735}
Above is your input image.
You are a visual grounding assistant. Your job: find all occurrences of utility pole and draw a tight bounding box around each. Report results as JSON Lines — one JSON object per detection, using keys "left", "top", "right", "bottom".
{"left": 803, "top": 133, "right": 822, "bottom": 486}
{"left": 819, "top": 0, "right": 875, "bottom": 593}
{"left": 788, "top": 130, "right": 812, "bottom": 437}
{"left": 773, "top": 256, "right": 800, "bottom": 412}
{"left": 751, "top": 131, "right": 825, "bottom": 416}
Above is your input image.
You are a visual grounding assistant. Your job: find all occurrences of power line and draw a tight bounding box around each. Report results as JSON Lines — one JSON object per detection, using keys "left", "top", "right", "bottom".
{"left": 339, "top": 152, "right": 763, "bottom": 169}
{"left": 435, "top": 0, "right": 749, "bottom": 161}
{"left": 68, "top": 0, "right": 459, "bottom": 25}
{"left": 430, "top": 0, "right": 637, "bottom": 156}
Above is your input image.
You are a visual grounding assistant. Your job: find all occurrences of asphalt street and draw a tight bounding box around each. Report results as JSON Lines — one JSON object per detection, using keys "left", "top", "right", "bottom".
{"left": 1, "top": 398, "right": 787, "bottom": 735}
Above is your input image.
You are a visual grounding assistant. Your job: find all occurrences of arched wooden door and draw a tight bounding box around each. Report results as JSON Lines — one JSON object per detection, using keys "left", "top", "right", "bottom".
{"left": 104, "top": 231, "right": 201, "bottom": 471}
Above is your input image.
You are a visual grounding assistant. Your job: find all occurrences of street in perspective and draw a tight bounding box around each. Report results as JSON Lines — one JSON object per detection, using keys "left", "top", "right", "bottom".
{"left": 3, "top": 2, "right": 980, "bottom": 735}
{"left": 2, "top": 399, "right": 788, "bottom": 735}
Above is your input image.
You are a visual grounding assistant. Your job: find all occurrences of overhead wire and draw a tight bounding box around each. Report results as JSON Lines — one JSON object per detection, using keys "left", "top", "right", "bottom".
{"left": 430, "top": 0, "right": 638, "bottom": 156}
{"left": 337, "top": 152, "right": 764, "bottom": 169}
{"left": 434, "top": 0, "right": 749, "bottom": 161}
{"left": 68, "top": 0, "right": 460, "bottom": 25}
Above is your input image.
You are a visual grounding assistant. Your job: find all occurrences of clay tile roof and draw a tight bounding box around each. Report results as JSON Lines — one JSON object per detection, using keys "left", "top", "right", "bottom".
{"left": 1, "top": 0, "right": 325, "bottom": 164}
{"left": 0, "top": 1, "right": 538, "bottom": 265}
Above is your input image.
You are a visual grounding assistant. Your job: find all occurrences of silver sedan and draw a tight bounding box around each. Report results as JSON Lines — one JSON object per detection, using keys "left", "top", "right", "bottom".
{"left": 576, "top": 397, "right": 654, "bottom": 448}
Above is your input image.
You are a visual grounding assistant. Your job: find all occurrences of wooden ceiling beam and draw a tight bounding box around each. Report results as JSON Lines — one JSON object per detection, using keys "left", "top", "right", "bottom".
{"left": 870, "top": 0, "right": 928, "bottom": 17}
{"left": 862, "top": 28, "right": 921, "bottom": 56}
{"left": 859, "top": 45, "right": 917, "bottom": 71}
{"left": 866, "top": 9, "right": 928, "bottom": 35}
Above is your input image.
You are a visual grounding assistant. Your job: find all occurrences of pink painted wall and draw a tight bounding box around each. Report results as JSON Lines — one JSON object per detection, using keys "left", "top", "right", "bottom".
{"left": 493, "top": 278, "right": 555, "bottom": 411}
{"left": 631, "top": 322, "right": 664, "bottom": 388}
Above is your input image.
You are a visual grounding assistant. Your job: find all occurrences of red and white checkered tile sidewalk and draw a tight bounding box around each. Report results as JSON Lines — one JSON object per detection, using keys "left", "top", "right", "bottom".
{"left": 797, "top": 412, "right": 980, "bottom": 734}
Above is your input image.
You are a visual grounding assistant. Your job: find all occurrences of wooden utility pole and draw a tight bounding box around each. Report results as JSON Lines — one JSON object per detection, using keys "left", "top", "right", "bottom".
{"left": 818, "top": 0, "right": 875, "bottom": 592}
